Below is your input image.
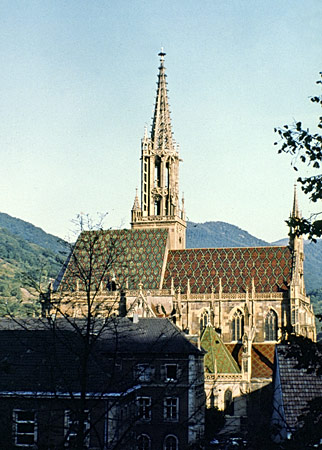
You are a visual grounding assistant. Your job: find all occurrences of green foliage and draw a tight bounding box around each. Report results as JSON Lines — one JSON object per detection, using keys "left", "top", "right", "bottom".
{"left": 275, "top": 72, "right": 322, "bottom": 241}
{"left": 0, "top": 212, "right": 68, "bottom": 255}
{"left": 187, "top": 221, "right": 269, "bottom": 249}
{"left": 0, "top": 227, "right": 65, "bottom": 317}
{"left": 309, "top": 287, "right": 322, "bottom": 316}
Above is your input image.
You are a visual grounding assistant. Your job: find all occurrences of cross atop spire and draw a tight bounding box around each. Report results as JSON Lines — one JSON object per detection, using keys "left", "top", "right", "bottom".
{"left": 159, "top": 47, "right": 166, "bottom": 64}
{"left": 151, "top": 49, "right": 174, "bottom": 152}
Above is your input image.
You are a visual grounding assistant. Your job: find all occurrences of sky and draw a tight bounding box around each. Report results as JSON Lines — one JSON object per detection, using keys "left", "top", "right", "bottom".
{"left": 0, "top": 0, "right": 322, "bottom": 243}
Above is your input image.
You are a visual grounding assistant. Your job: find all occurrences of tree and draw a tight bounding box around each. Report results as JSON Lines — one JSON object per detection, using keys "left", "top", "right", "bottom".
{"left": 274, "top": 72, "right": 322, "bottom": 241}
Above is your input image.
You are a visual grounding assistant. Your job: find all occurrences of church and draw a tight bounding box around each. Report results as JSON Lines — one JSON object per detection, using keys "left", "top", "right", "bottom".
{"left": 46, "top": 51, "right": 316, "bottom": 435}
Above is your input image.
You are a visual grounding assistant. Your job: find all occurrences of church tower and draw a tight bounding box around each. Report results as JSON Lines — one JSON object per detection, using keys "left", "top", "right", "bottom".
{"left": 131, "top": 51, "right": 186, "bottom": 250}
{"left": 289, "top": 185, "right": 316, "bottom": 340}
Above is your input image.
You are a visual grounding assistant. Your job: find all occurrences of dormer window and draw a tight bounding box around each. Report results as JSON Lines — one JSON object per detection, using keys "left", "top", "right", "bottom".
{"left": 165, "top": 364, "right": 177, "bottom": 381}
{"left": 136, "top": 363, "right": 152, "bottom": 382}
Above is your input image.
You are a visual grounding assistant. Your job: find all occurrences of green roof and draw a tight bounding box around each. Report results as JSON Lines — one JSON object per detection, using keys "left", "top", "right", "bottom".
{"left": 57, "top": 228, "right": 169, "bottom": 291}
{"left": 201, "top": 326, "right": 240, "bottom": 374}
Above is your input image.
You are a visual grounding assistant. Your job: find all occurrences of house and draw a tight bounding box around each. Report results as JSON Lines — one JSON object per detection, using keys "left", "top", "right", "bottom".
{"left": 271, "top": 341, "right": 322, "bottom": 446}
{"left": 0, "top": 317, "right": 205, "bottom": 449}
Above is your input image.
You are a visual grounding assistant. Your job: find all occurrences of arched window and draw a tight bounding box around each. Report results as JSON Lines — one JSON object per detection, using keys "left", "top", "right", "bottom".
{"left": 224, "top": 389, "right": 234, "bottom": 416}
{"left": 231, "top": 309, "right": 244, "bottom": 341}
{"left": 137, "top": 434, "right": 151, "bottom": 450}
{"left": 200, "top": 310, "right": 209, "bottom": 333}
{"left": 164, "top": 435, "right": 178, "bottom": 450}
{"left": 155, "top": 156, "right": 161, "bottom": 187}
{"left": 265, "top": 309, "right": 278, "bottom": 341}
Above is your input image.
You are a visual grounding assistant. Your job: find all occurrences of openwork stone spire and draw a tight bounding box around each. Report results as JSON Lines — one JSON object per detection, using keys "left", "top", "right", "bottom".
{"left": 151, "top": 50, "right": 174, "bottom": 152}
{"left": 131, "top": 50, "right": 186, "bottom": 250}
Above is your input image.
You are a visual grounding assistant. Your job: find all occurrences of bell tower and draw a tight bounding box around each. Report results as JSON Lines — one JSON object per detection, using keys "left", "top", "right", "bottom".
{"left": 131, "top": 51, "right": 186, "bottom": 250}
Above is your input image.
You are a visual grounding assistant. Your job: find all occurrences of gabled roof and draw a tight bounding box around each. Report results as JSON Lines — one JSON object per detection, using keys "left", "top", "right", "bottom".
{"left": 201, "top": 327, "right": 240, "bottom": 374}
{"left": 163, "top": 246, "right": 292, "bottom": 294}
{"left": 275, "top": 344, "right": 322, "bottom": 429}
{"left": 226, "top": 343, "right": 275, "bottom": 378}
{"left": 56, "top": 228, "right": 168, "bottom": 292}
{"left": 0, "top": 317, "right": 202, "bottom": 395}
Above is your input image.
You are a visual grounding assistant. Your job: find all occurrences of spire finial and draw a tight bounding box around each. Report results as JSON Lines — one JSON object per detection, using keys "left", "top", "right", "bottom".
{"left": 292, "top": 184, "right": 301, "bottom": 219}
{"left": 159, "top": 48, "right": 166, "bottom": 64}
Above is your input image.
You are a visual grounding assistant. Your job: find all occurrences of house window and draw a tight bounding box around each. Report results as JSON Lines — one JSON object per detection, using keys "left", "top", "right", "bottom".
{"left": 137, "top": 434, "right": 151, "bottom": 450}
{"left": 231, "top": 309, "right": 244, "bottom": 341}
{"left": 64, "top": 410, "right": 90, "bottom": 447}
{"left": 137, "top": 397, "right": 151, "bottom": 421}
{"left": 165, "top": 364, "right": 177, "bottom": 381}
{"left": 164, "top": 398, "right": 179, "bottom": 422}
{"left": 136, "top": 363, "right": 152, "bottom": 382}
{"left": 13, "top": 410, "right": 37, "bottom": 447}
{"left": 164, "top": 434, "right": 178, "bottom": 450}
{"left": 265, "top": 309, "right": 278, "bottom": 341}
{"left": 224, "top": 389, "right": 234, "bottom": 416}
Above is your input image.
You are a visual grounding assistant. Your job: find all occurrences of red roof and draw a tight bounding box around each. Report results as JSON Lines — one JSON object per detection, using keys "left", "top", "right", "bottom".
{"left": 226, "top": 343, "right": 275, "bottom": 378}
{"left": 163, "top": 246, "right": 292, "bottom": 294}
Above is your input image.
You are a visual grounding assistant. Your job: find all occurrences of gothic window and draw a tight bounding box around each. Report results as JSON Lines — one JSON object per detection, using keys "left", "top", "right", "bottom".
{"left": 231, "top": 309, "right": 244, "bottom": 341}
{"left": 164, "top": 435, "right": 178, "bottom": 450}
{"left": 200, "top": 310, "right": 210, "bottom": 333}
{"left": 154, "top": 199, "right": 161, "bottom": 215}
{"left": 265, "top": 309, "right": 278, "bottom": 341}
{"left": 155, "top": 156, "right": 161, "bottom": 187}
{"left": 224, "top": 389, "right": 234, "bottom": 416}
{"left": 291, "top": 306, "right": 299, "bottom": 325}
{"left": 166, "top": 161, "right": 170, "bottom": 187}
{"left": 137, "top": 434, "right": 151, "bottom": 450}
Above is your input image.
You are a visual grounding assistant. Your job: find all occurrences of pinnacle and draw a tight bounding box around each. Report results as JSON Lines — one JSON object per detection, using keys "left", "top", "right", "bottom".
{"left": 292, "top": 184, "right": 301, "bottom": 219}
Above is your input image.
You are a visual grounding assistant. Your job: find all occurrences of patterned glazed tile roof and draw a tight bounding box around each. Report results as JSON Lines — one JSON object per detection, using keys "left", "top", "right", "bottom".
{"left": 163, "top": 246, "right": 292, "bottom": 293}
{"left": 201, "top": 327, "right": 240, "bottom": 374}
{"left": 57, "top": 229, "right": 168, "bottom": 291}
{"left": 226, "top": 343, "right": 275, "bottom": 378}
{"left": 276, "top": 344, "right": 322, "bottom": 428}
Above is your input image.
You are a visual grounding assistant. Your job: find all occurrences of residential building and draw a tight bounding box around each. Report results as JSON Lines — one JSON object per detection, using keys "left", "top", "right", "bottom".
{"left": 0, "top": 317, "right": 204, "bottom": 449}
{"left": 271, "top": 342, "right": 322, "bottom": 445}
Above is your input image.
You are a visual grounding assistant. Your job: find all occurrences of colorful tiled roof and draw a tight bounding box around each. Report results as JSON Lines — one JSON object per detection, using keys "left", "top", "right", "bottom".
{"left": 201, "top": 327, "right": 240, "bottom": 374}
{"left": 57, "top": 229, "right": 168, "bottom": 291}
{"left": 163, "top": 246, "right": 292, "bottom": 293}
{"left": 226, "top": 343, "right": 275, "bottom": 378}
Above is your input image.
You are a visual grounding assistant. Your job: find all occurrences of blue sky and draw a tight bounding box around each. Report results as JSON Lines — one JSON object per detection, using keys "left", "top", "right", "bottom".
{"left": 0, "top": 0, "right": 321, "bottom": 242}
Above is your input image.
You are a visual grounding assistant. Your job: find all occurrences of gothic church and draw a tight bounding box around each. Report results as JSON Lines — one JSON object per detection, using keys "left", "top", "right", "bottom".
{"left": 47, "top": 51, "right": 316, "bottom": 433}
